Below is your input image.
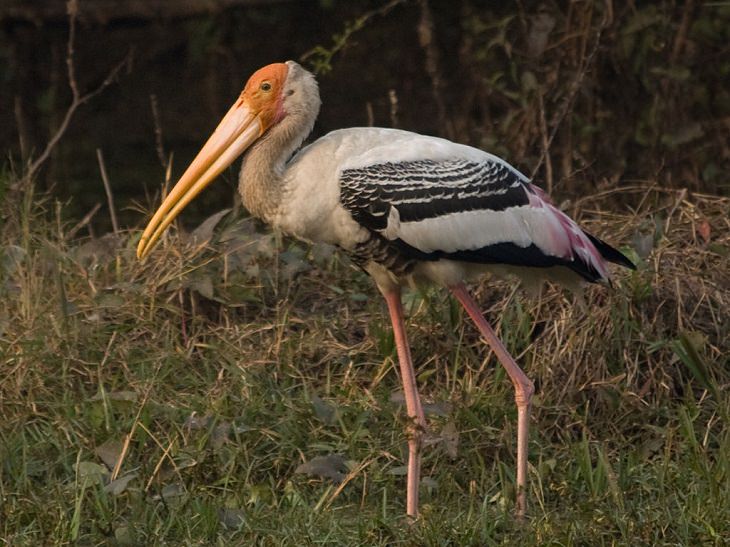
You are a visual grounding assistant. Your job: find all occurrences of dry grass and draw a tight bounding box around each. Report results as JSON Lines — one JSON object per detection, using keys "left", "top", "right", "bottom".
{"left": 1, "top": 180, "right": 728, "bottom": 545}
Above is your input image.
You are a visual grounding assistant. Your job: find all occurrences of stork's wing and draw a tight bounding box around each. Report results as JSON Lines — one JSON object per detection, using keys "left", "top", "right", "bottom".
{"left": 339, "top": 158, "right": 631, "bottom": 282}
{"left": 340, "top": 159, "right": 530, "bottom": 228}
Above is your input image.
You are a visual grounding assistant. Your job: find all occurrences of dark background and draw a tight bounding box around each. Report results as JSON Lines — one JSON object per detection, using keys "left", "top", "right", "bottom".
{"left": 2, "top": 0, "right": 728, "bottom": 232}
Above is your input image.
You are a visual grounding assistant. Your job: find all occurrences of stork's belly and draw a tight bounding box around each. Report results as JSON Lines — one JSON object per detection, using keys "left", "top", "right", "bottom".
{"left": 366, "top": 256, "right": 585, "bottom": 295}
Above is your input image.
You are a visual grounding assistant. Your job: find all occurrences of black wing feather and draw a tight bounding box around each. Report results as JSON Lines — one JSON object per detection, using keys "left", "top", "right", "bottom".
{"left": 340, "top": 159, "right": 529, "bottom": 231}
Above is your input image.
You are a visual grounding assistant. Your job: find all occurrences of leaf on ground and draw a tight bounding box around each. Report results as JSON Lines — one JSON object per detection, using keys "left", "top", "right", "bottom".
{"left": 162, "top": 482, "right": 185, "bottom": 499}
{"left": 539, "top": 458, "right": 558, "bottom": 475}
{"left": 280, "top": 249, "right": 310, "bottom": 280}
{"left": 114, "top": 525, "right": 136, "bottom": 545}
{"left": 150, "top": 482, "right": 185, "bottom": 501}
{"left": 310, "top": 243, "right": 335, "bottom": 266}
{"left": 188, "top": 208, "right": 231, "bottom": 245}
{"left": 311, "top": 394, "right": 337, "bottom": 425}
{"left": 76, "top": 461, "right": 109, "bottom": 486}
{"left": 295, "top": 454, "right": 349, "bottom": 483}
{"left": 631, "top": 230, "right": 654, "bottom": 259}
{"left": 74, "top": 234, "right": 123, "bottom": 266}
{"left": 175, "top": 453, "right": 199, "bottom": 470}
{"left": 244, "top": 263, "right": 260, "bottom": 279}
{"left": 253, "top": 233, "right": 277, "bottom": 258}
{"left": 232, "top": 421, "right": 255, "bottom": 434}
{"left": 90, "top": 390, "right": 138, "bottom": 403}
{"left": 218, "top": 507, "right": 246, "bottom": 529}
{"left": 95, "top": 293, "right": 126, "bottom": 309}
{"left": 218, "top": 217, "right": 256, "bottom": 243}
{"left": 391, "top": 392, "right": 452, "bottom": 417}
{"left": 387, "top": 465, "right": 408, "bottom": 476}
{"left": 440, "top": 422, "right": 459, "bottom": 459}
{"left": 188, "top": 274, "right": 214, "bottom": 299}
{"left": 423, "top": 401, "right": 452, "bottom": 417}
{"left": 104, "top": 472, "right": 138, "bottom": 495}
{"left": 184, "top": 413, "right": 213, "bottom": 430}
{"left": 211, "top": 422, "right": 231, "bottom": 449}
{"left": 421, "top": 476, "right": 438, "bottom": 490}
{"left": 389, "top": 391, "right": 405, "bottom": 406}
{"left": 222, "top": 231, "right": 276, "bottom": 273}
{"left": 95, "top": 438, "right": 125, "bottom": 470}
{"left": 639, "top": 438, "right": 664, "bottom": 459}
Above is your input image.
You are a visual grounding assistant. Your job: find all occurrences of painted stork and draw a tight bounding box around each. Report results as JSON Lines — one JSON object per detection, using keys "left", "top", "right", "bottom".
{"left": 137, "top": 61, "right": 634, "bottom": 519}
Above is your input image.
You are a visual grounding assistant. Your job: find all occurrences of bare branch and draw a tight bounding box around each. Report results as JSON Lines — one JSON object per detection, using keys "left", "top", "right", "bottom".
{"left": 67, "top": 202, "right": 101, "bottom": 239}
{"left": 96, "top": 148, "right": 119, "bottom": 234}
{"left": 149, "top": 93, "right": 167, "bottom": 169}
{"left": 530, "top": 11, "right": 610, "bottom": 181}
{"left": 300, "top": 0, "right": 407, "bottom": 74}
{"left": 388, "top": 89, "right": 399, "bottom": 129}
{"left": 537, "top": 91, "right": 554, "bottom": 194}
{"left": 16, "top": 0, "right": 130, "bottom": 190}
{"left": 66, "top": 0, "right": 80, "bottom": 100}
{"left": 13, "top": 96, "right": 29, "bottom": 163}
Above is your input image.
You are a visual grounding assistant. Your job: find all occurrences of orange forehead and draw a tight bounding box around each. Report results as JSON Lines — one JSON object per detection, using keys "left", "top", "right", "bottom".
{"left": 243, "top": 63, "right": 288, "bottom": 94}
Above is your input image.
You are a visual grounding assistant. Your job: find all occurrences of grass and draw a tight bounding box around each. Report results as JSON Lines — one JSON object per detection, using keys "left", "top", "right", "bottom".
{"left": 1, "top": 179, "right": 729, "bottom": 545}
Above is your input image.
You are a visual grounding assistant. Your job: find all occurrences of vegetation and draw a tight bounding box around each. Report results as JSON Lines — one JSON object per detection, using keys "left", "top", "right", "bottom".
{"left": 1, "top": 1, "right": 729, "bottom": 545}
{"left": 1, "top": 176, "right": 728, "bottom": 544}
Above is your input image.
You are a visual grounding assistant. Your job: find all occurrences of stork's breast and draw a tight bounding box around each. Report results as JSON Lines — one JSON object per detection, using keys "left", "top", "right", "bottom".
{"left": 275, "top": 172, "right": 369, "bottom": 249}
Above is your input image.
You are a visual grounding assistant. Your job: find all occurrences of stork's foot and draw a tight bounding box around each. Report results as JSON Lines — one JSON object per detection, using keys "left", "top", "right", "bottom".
{"left": 405, "top": 422, "right": 423, "bottom": 519}
{"left": 514, "top": 379, "right": 534, "bottom": 520}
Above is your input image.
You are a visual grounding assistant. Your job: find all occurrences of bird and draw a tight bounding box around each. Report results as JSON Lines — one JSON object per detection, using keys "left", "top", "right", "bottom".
{"left": 137, "top": 61, "right": 634, "bottom": 519}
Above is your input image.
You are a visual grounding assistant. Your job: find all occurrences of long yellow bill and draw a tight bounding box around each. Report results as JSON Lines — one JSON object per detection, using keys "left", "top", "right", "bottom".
{"left": 137, "top": 102, "right": 263, "bottom": 259}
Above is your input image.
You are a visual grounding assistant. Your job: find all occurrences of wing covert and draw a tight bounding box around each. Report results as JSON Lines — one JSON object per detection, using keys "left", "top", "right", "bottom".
{"left": 339, "top": 159, "right": 529, "bottom": 234}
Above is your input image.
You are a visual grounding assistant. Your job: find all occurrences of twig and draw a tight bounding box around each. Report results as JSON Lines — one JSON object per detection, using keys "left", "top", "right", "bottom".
{"left": 96, "top": 148, "right": 119, "bottom": 234}
{"left": 142, "top": 430, "right": 176, "bottom": 492}
{"left": 149, "top": 93, "right": 167, "bottom": 169}
{"left": 111, "top": 390, "right": 147, "bottom": 482}
{"left": 301, "top": 0, "right": 407, "bottom": 74}
{"left": 664, "top": 187, "right": 688, "bottom": 236}
{"left": 14, "top": 96, "right": 29, "bottom": 163}
{"left": 67, "top": 202, "right": 101, "bottom": 239}
{"left": 671, "top": 0, "right": 694, "bottom": 65}
{"left": 324, "top": 459, "right": 375, "bottom": 510}
{"left": 537, "top": 91, "right": 554, "bottom": 194}
{"left": 16, "top": 0, "right": 130, "bottom": 189}
{"left": 388, "top": 89, "right": 399, "bottom": 128}
{"left": 530, "top": 6, "right": 610, "bottom": 181}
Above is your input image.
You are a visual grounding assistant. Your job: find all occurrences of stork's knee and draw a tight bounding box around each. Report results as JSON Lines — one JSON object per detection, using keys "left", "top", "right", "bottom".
{"left": 515, "top": 377, "right": 534, "bottom": 408}
{"left": 406, "top": 416, "right": 425, "bottom": 446}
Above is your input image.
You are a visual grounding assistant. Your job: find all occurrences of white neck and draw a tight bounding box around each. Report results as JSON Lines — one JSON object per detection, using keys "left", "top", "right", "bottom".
{"left": 238, "top": 107, "right": 316, "bottom": 222}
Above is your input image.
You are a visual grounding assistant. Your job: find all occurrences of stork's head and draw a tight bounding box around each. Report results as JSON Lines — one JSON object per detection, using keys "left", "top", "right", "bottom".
{"left": 137, "top": 61, "right": 320, "bottom": 259}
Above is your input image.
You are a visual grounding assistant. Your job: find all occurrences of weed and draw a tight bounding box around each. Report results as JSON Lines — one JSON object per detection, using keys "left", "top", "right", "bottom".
{"left": 1, "top": 180, "right": 728, "bottom": 544}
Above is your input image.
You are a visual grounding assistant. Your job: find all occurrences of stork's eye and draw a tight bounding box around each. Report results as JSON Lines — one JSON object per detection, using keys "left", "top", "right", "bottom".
{"left": 260, "top": 82, "right": 272, "bottom": 92}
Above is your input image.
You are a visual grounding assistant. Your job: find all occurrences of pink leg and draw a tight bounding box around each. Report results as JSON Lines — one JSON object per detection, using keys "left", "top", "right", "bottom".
{"left": 383, "top": 288, "right": 427, "bottom": 518}
{"left": 450, "top": 283, "right": 534, "bottom": 519}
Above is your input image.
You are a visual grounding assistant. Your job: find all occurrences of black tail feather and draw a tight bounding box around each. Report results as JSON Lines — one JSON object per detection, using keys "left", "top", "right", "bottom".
{"left": 584, "top": 232, "right": 636, "bottom": 270}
